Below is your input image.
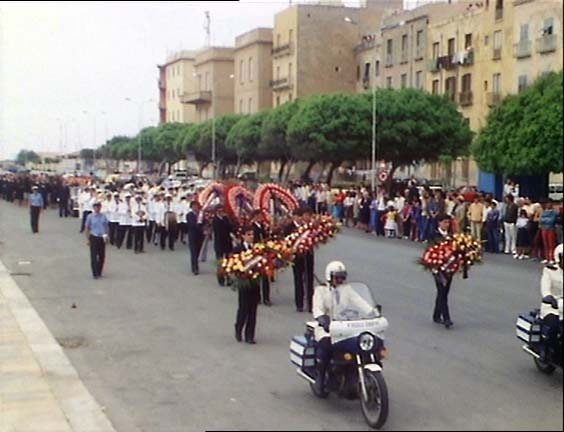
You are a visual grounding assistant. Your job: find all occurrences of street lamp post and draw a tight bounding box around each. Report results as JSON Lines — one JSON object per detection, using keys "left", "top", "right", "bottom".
{"left": 345, "top": 16, "right": 377, "bottom": 191}
{"left": 125, "top": 98, "right": 155, "bottom": 174}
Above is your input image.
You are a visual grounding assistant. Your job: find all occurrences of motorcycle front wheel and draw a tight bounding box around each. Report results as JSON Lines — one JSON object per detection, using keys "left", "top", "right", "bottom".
{"left": 534, "top": 357, "right": 556, "bottom": 375}
{"left": 360, "top": 370, "right": 389, "bottom": 430}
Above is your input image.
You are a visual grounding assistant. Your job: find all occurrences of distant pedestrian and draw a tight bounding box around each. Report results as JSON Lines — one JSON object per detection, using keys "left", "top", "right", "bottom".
{"left": 85, "top": 201, "right": 109, "bottom": 279}
{"left": 29, "top": 185, "right": 44, "bottom": 234}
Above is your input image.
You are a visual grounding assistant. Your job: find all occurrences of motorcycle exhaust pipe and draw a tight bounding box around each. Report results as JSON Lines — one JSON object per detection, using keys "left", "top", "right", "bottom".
{"left": 522, "top": 345, "right": 541, "bottom": 359}
{"left": 296, "top": 368, "right": 316, "bottom": 384}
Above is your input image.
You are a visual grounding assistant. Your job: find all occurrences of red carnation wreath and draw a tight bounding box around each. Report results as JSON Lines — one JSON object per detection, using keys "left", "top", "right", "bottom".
{"left": 253, "top": 183, "right": 299, "bottom": 226}
{"left": 225, "top": 184, "right": 254, "bottom": 223}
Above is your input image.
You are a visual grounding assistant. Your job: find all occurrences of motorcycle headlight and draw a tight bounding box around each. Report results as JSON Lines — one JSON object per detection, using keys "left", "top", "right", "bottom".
{"left": 358, "top": 332, "right": 375, "bottom": 352}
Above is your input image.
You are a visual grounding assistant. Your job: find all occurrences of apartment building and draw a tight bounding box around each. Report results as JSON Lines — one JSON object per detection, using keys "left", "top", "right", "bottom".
{"left": 157, "top": 50, "right": 198, "bottom": 124}
{"left": 272, "top": 0, "right": 401, "bottom": 107}
{"left": 234, "top": 28, "right": 273, "bottom": 114}
{"left": 180, "top": 47, "right": 235, "bottom": 123}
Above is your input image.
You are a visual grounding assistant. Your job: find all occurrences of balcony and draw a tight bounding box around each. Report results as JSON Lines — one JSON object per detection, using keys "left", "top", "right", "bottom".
{"left": 513, "top": 40, "right": 532, "bottom": 58}
{"left": 271, "top": 42, "right": 293, "bottom": 59}
{"left": 486, "top": 92, "right": 502, "bottom": 107}
{"left": 158, "top": 79, "right": 166, "bottom": 90}
{"left": 536, "top": 34, "right": 557, "bottom": 54}
{"left": 462, "top": 49, "right": 474, "bottom": 66}
{"left": 444, "top": 54, "right": 457, "bottom": 70}
{"left": 428, "top": 58, "right": 439, "bottom": 72}
{"left": 492, "top": 47, "right": 502, "bottom": 60}
{"left": 270, "top": 77, "right": 293, "bottom": 91}
{"left": 495, "top": 7, "right": 503, "bottom": 20}
{"left": 385, "top": 54, "right": 393, "bottom": 67}
{"left": 400, "top": 51, "right": 408, "bottom": 64}
{"left": 459, "top": 91, "right": 473, "bottom": 106}
{"left": 180, "top": 91, "right": 212, "bottom": 105}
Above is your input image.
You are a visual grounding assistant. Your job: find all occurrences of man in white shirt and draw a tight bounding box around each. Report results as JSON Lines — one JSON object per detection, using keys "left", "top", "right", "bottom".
{"left": 132, "top": 194, "right": 147, "bottom": 253}
{"left": 107, "top": 192, "right": 120, "bottom": 246}
{"left": 116, "top": 194, "right": 133, "bottom": 249}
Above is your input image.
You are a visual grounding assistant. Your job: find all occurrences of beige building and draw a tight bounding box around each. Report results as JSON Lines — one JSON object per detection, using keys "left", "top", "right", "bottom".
{"left": 234, "top": 28, "right": 273, "bottom": 114}
{"left": 181, "top": 47, "right": 235, "bottom": 123}
{"left": 157, "top": 50, "right": 198, "bottom": 124}
{"left": 272, "top": 0, "right": 402, "bottom": 107}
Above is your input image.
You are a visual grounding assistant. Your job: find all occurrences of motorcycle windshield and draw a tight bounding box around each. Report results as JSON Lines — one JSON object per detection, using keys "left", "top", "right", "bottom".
{"left": 333, "top": 282, "right": 377, "bottom": 321}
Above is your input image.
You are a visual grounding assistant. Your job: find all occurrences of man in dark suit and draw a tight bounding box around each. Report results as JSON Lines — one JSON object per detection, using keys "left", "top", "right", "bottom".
{"left": 430, "top": 214, "right": 454, "bottom": 329}
{"left": 187, "top": 201, "right": 204, "bottom": 275}
{"left": 251, "top": 210, "right": 272, "bottom": 305}
{"left": 57, "top": 181, "right": 71, "bottom": 218}
{"left": 212, "top": 205, "right": 233, "bottom": 286}
{"left": 233, "top": 226, "right": 260, "bottom": 344}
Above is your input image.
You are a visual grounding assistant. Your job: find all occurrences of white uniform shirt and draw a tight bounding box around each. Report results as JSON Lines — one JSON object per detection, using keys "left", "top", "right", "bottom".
{"left": 101, "top": 199, "right": 113, "bottom": 219}
{"left": 153, "top": 201, "right": 165, "bottom": 225}
{"left": 540, "top": 266, "right": 563, "bottom": 320}
{"left": 118, "top": 200, "right": 133, "bottom": 226}
{"left": 176, "top": 200, "right": 189, "bottom": 224}
{"left": 312, "top": 283, "right": 374, "bottom": 341}
{"left": 131, "top": 201, "right": 147, "bottom": 227}
{"left": 160, "top": 201, "right": 175, "bottom": 225}
{"left": 83, "top": 195, "right": 96, "bottom": 213}
{"left": 107, "top": 199, "right": 120, "bottom": 223}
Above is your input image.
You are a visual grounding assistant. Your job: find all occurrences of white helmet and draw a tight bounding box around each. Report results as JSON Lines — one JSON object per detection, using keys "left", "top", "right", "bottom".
{"left": 325, "top": 261, "right": 347, "bottom": 283}
{"left": 554, "top": 244, "right": 563, "bottom": 262}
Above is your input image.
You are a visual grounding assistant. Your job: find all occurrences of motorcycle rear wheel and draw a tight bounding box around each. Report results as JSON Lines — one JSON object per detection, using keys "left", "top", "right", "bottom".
{"left": 360, "top": 371, "right": 389, "bottom": 430}
{"left": 534, "top": 357, "right": 556, "bottom": 375}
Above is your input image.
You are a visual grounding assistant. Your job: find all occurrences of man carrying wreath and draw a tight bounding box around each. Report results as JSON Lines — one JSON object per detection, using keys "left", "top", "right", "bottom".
{"left": 430, "top": 214, "right": 454, "bottom": 329}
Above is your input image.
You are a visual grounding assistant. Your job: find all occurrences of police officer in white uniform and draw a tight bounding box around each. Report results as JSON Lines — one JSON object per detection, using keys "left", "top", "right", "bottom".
{"left": 132, "top": 193, "right": 148, "bottom": 254}
{"left": 540, "top": 244, "right": 563, "bottom": 360}
{"left": 311, "top": 261, "right": 376, "bottom": 394}
{"left": 117, "top": 193, "right": 133, "bottom": 249}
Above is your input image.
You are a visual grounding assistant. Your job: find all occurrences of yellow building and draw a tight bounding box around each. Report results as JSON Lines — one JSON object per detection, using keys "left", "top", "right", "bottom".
{"left": 157, "top": 50, "right": 198, "bottom": 124}
{"left": 181, "top": 47, "right": 235, "bottom": 123}
{"left": 272, "top": 0, "right": 401, "bottom": 107}
{"left": 234, "top": 28, "right": 273, "bottom": 114}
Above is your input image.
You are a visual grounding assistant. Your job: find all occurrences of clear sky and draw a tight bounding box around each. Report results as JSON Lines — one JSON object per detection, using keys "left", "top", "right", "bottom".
{"left": 0, "top": 0, "right": 421, "bottom": 160}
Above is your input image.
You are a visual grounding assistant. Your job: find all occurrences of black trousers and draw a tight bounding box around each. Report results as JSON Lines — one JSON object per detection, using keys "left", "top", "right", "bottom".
{"left": 89, "top": 235, "right": 105, "bottom": 277}
{"left": 215, "top": 250, "right": 229, "bottom": 285}
{"left": 293, "top": 253, "right": 314, "bottom": 311}
{"left": 59, "top": 199, "right": 69, "bottom": 217}
{"left": 30, "top": 206, "right": 40, "bottom": 233}
{"left": 188, "top": 234, "right": 203, "bottom": 273}
{"left": 108, "top": 222, "right": 118, "bottom": 245}
{"left": 80, "top": 211, "right": 92, "bottom": 233}
{"left": 258, "top": 276, "right": 270, "bottom": 303}
{"left": 116, "top": 225, "right": 132, "bottom": 249}
{"left": 146, "top": 221, "right": 155, "bottom": 243}
{"left": 161, "top": 227, "right": 178, "bottom": 250}
{"left": 433, "top": 273, "right": 453, "bottom": 322}
{"left": 133, "top": 226, "right": 145, "bottom": 253}
{"left": 235, "top": 284, "right": 260, "bottom": 342}
{"left": 178, "top": 223, "right": 187, "bottom": 243}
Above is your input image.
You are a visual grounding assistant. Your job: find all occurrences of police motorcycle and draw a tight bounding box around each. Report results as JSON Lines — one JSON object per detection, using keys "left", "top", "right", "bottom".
{"left": 289, "top": 264, "right": 390, "bottom": 429}
{"left": 516, "top": 296, "right": 563, "bottom": 375}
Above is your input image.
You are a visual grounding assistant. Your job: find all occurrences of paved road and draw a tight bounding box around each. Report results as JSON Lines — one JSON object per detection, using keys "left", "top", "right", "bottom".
{"left": 0, "top": 200, "right": 562, "bottom": 431}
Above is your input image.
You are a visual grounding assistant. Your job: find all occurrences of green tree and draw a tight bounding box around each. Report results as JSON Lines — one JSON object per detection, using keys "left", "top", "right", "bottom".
{"left": 153, "top": 122, "right": 186, "bottom": 174}
{"left": 260, "top": 100, "right": 301, "bottom": 181}
{"left": 287, "top": 93, "right": 371, "bottom": 184}
{"left": 16, "top": 150, "right": 40, "bottom": 166}
{"left": 472, "top": 70, "right": 563, "bottom": 175}
{"left": 374, "top": 88, "right": 472, "bottom": 188}
{"left": 226, "top": 111, "right": 269, "bottom": 175}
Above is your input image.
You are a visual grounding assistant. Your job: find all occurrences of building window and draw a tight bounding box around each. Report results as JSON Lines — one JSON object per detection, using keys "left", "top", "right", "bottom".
{"left": 400, "top": 73, "right": 407, "bottom": 88}
{"left": 248, "top": 57, "right": 253, "bottom": 82}
{"left": 401, "top": 34, "right": 408, "bottom": 52}
{"left": 416, "top": 30, "right": 423, "bottom": 47}
{"left": 493, "top": 73, "right": 501, "bottom": 93}
{"left": 519, "top": 23, "right": 529, "bottom": 42}
{"left": 288, "top": 62, "right": 293, "bottom": 82}
{"left": 289, "top": 29, "right": 293, "bottom": 43}
{"left": 276, "top": 96, "right": 280, "bottom": 107}
{"left": 484, "top": 80, "right": 488, "bottom": 91}
{"left": 375, "top": 60, "right": 380, "bottom": 77}
{"left": 240, "top": 60, "right": 244, "bottom": 83}
{"left": 357, "top": 65, "right": 361, "bottom": 81}
{"left": 289, "top": 93, "right": 293, "bottom": 102}
{"left": 493, "top": 31, "right": 502, "bottom": 49}
{"left": 432, "top": 80, "right": 439, "bottom": 95}
{"left": 432, "top": 42, "right": 439, "bottom": 59}
{"left": 205, "top": 72, "right": 209, "bottom": 90}
{"left": 277, "top": 34, "right": 281, "bottom": 46}
{"left": 363, "top": 62, "right": 371, "bottom": 85}
{"left": 543, "top": 18, "right": 554, "bottom": 35}
{"left": 518, "top": 75, "right": 528, "bottom": 92}
{"left": 239, "top": 99, "right": 244, "bottom": 113}
{"left": 445, "top": 76, "right": 457, "bottom": 100}
{"left": 276, "top": 66, "right": 280, "bottom": 80}
{"left": 462, "top": 73, "right": 472, "bottom": 92}
{"left": 447, "top": 38, "right": 455, "bottom": 57}
{"left": 465, "top": 33, "right": 472, "bottom": 49}
{"left": 248, "top": 98, "right": 252, "bottom": 113}
{"left": 386, "top": 76, "right": 392, "bottom": 88}
{"left": 415, "top": 71, "right": 422, "bottom": 89}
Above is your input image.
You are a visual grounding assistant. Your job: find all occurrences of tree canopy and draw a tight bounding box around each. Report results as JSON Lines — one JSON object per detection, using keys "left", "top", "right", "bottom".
{"left": 472, "top": 70, "right": 563, "bottom": 175}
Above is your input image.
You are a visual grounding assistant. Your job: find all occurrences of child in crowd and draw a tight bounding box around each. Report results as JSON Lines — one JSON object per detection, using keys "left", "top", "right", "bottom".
{"left": 384, "top": 205, "right": 397, "bottom": 238}
{"left": 515, "top": 209, "right": 530, "bottom": 259}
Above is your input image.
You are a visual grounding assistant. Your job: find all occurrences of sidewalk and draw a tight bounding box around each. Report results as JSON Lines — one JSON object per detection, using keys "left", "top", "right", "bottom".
{"left": 0, "top": 259, "right": 115, "bottom": 432}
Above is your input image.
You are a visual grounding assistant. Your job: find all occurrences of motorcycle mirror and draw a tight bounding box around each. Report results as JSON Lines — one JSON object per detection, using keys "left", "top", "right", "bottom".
{"left": 376, "top": 304, "right": 382, "bottom": 314}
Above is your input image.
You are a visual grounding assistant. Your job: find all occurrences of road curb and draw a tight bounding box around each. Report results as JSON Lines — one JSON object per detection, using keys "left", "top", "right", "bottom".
{"left": 0, "top": 258, "right": 116, "bottom": 432}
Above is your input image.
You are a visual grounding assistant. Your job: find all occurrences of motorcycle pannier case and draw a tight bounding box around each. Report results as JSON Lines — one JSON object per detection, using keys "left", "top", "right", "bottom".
{"left": 516, "top": 313, "right": 541, "bottom": 344}
{"left": 290, "top": 335, "right": 316, "bottom": 369}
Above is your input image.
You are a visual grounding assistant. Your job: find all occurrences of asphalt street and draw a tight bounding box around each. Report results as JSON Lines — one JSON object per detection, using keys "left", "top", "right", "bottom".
{"left": 0, "top": 200, "right": 562, "bottom": 431}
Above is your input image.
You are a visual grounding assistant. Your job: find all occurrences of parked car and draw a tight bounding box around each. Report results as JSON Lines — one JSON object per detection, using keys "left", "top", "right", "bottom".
{"left": 549, "top": 183, "right": 563, "bottom": 202}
